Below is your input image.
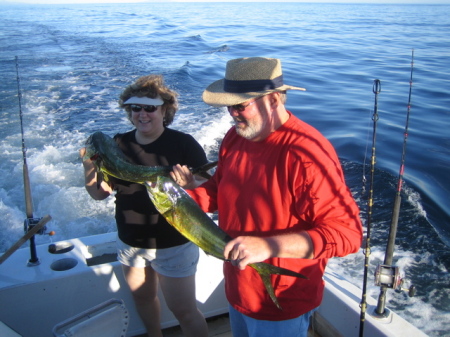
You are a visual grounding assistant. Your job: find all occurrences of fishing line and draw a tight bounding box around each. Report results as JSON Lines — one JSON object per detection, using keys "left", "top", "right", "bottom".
{"left": 359, "top": 79, "right": 381, "bottom": 337}
{"left": 375, "top": 49, "right": 416, "bottom": 316}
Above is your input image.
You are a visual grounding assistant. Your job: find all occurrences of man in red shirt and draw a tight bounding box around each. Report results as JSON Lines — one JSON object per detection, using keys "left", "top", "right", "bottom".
{"left": 174, "top": 57, "right": 363, "bottom": 337}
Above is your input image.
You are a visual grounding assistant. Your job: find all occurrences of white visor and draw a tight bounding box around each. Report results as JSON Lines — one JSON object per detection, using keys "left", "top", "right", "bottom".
{"left": 124, "top": 96, "right": 164, "bottom": 106}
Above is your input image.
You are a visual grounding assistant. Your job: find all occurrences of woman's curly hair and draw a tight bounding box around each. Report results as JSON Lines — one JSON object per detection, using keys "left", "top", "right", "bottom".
{"left": 119, "top": 74, "right": 178, "bottom": 127}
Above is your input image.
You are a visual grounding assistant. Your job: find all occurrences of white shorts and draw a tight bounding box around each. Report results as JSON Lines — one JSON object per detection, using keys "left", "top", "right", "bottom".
{"left": 116, "top": 236, "right": 199, "bottom": 278}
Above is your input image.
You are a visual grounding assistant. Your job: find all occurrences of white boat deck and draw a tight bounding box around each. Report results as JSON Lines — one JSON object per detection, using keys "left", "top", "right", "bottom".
{"left": 161, "top": 314, "right": 232, "bottom": 337}
{"left": 0, "top": 232, "right": 427, "bottom": 337}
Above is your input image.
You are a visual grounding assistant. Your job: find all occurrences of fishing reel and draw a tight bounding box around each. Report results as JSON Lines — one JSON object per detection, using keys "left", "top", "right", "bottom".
{"left": 374, "top": 264, "right": 416, "bottom": 297}
{"left": 24, "top": 217, "right": 46, "bottom": 235}
{"left": 24, "top": 217, "right": 55, "bottom": 236}
{"left": 24, "top": 217, "right": 55, "bottom": 266}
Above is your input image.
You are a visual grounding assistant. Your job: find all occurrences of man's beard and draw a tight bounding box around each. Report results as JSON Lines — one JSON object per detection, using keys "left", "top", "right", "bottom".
{"left": 234, "top": 116, "right": 266, "bottom": 140}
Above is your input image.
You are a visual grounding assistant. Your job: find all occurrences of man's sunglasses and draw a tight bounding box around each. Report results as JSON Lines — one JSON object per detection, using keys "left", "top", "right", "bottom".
{"left": 129, "top": 104, "right": 160, "bottom": 113}
{"left": 227, "top": 96, "right": 263, "bottom": 113}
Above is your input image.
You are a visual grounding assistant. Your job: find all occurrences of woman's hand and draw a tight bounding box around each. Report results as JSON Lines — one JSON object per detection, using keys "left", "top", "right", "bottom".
{"left": 170, "top": 164, "right": 199, "bottom": 189}
{"left": 79, "top": 147, "right": 112, "bottom": 199}
{"left": 79, "top": 147, "right": 86, "bottom": 159}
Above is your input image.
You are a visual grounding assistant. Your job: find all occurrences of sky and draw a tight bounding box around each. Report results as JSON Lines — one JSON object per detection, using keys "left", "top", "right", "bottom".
{"left": 1, "top": 0, "right": 450, "bottom": 4}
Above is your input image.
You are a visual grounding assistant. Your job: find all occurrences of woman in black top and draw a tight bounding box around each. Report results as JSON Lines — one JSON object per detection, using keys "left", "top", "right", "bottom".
{"left": 80, "top": 75, "right": 208, "bottom": 337}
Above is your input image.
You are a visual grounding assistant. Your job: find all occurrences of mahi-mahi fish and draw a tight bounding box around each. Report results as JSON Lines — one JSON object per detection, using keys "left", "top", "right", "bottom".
{"left": 145, "top": 176, "right": 308, "bottom": 310}
{"left": 83, "top": 131, "right": 217, "bottom": 186}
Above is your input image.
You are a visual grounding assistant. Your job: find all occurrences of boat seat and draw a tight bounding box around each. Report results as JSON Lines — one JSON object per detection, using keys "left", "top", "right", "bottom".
{"left": 52, "top": 298, "right": 129, "bottom": 337}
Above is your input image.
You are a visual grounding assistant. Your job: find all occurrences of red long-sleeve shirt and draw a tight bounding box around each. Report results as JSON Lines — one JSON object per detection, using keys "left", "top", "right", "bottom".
{"left": 188, "top": 112, "right": 362, "bottom": 321}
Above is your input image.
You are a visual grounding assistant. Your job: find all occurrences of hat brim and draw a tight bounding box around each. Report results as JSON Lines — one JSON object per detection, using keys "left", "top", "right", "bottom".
{"left": 202, "top": 79, "right": 306, "bottom": 107}
{"left": 123, "top": 96, "right": 164, "bottom": 106}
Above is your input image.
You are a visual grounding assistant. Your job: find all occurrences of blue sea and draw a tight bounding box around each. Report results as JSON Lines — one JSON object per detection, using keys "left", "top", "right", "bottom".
{"left": 0, "top": 2, "right": 449, "bottom": 336}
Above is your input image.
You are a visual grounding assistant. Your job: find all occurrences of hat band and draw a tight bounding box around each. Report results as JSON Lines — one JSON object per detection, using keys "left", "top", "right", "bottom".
{"left": 223, "top": 75, "right": 284, "bottom": 93}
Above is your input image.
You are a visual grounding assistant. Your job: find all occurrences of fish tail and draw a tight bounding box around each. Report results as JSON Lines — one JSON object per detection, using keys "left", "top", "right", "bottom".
{"left": 191, "top": 161, "right": 218, "bottom": 179}
{"left": 265, "top": 263, "right": 309, "bottom": 279}
{"left": 250, "top": 262, "right": 309, "bottom": 310}
{"left": 256, "top": 268, "right": 283, "bottom": 310}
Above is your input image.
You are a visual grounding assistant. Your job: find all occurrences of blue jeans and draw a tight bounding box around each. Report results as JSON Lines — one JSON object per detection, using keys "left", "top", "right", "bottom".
{"left": 229, "top": 305, "right": 316, "bottom": 337}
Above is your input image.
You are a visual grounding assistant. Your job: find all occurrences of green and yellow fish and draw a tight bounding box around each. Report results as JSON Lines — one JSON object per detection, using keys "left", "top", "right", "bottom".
{"left": 145, "top": 176, "right": 308, "bottom": 310}
{"left": 83, "top": 131, "right": 216, "bottom": 186}
{"left": 83, "top": 131, "right": 307, "bottom": 309}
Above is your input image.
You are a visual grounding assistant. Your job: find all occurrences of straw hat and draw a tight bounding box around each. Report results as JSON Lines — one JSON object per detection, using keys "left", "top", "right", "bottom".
{"left": 202, "top": 57, "right": 306, "bottom": 107}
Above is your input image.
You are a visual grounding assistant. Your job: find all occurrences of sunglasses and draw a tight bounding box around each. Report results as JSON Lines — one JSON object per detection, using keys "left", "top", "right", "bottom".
{"left": 129, "top": 104, "right": 160, "bottom": 113}
{"left": 227, "top": 96, "right": 263, "bottom": 113}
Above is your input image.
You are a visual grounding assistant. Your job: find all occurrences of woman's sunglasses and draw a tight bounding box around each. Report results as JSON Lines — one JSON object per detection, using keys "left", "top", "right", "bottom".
{"left": 129, "top": 104, "right": 160, "bottom": 113}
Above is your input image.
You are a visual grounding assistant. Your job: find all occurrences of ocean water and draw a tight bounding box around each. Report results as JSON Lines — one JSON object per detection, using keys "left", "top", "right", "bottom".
{"left": 0, "top": 2, "right": 449, "bottom": 336}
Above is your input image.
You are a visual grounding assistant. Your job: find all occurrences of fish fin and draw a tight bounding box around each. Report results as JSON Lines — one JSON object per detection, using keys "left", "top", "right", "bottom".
{"left": 191, "top": 161, "right": 218, "bottom": 179}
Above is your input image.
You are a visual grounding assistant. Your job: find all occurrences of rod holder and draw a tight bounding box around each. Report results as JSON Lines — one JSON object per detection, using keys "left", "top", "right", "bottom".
{"left": 24, "top": 217, "right": 45, "bottom": 266}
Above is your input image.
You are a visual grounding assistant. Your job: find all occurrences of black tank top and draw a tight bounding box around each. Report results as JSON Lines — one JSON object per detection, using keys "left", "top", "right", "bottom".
{"left": 111, "top": 128, "right": 207, "bottom": 249}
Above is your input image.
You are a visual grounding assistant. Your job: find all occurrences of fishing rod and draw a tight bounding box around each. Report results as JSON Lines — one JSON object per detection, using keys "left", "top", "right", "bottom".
{"left": 14, "top": 56, "right": 52, "bottom": 266}
{"left": 15, "top": 56, "right": 34, "bottom": 220}
{"left": 374, "top": 50, "right": 416, "bottom": 317}
{"left": 359, "top": 79, "right": 381, "bottom": 337}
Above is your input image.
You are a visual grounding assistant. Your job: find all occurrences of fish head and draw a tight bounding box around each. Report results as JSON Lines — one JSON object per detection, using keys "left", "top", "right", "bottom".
{"left": 83, "top": 132, "right": 109, "bottom": 167}
{"left": 145, "top": 176, "right": 182, "bottom": 214}
{"left": 83, "top": 134, "right": 97, "bottom": 161}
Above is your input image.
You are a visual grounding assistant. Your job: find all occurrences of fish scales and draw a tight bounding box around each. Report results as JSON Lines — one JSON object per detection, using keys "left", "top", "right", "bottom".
{"left": 145, "top": 176, "right": 308, "bottom": 310}
{"left": 83, "top": 131, "right": 216, "bottom": 184}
